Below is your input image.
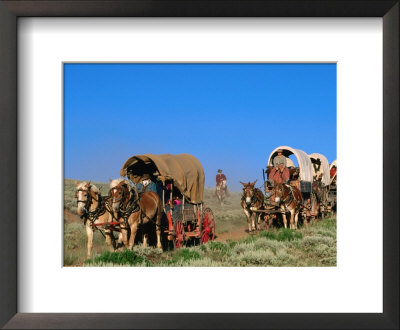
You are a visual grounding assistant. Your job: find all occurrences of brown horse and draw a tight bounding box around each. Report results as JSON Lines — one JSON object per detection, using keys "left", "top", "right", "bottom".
{"left": 74, "top": 181, "right": 115, "bottom": 258}
{"left": 110, "top": 179, "right": 163, "bottom": 250}
{"left": 270, "top": 183, "right": 302, "bottom": 229}
{"left": 240, "top": 180, "right": 264, "bottom": 232}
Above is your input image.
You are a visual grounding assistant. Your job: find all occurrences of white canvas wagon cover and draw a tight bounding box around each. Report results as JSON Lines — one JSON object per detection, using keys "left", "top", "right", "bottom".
{"left": 267, "top": 146, "right": 313, "bottom": 183}
{"left": 330, "top": 160, "right": 337, "bottom": 184}
{"left": 120, "top": 153, "right": 205, "bottom": 204}
{"left": 309, "top": 153, "right": 330, "bottom": 186}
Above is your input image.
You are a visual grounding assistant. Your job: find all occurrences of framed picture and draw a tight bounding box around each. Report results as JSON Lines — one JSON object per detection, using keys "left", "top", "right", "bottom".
{"left": 0, "top": 1, "right": 398, "bottom": 329}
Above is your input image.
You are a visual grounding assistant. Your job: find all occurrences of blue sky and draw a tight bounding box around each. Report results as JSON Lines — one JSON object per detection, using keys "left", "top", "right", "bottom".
{"left": 64, "top": 63, "right": 336, "bottom": 191}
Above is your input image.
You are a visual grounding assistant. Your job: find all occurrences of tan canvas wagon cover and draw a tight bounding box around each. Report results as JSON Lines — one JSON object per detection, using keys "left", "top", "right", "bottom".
{"left": 309, "top": 153, "right": 330, "bottom": 186}
{"left": 267, "top": 146, "right": 313, "bottom": 183}
{"left": 120, "top": 154, "right": 205, "bottom": 204}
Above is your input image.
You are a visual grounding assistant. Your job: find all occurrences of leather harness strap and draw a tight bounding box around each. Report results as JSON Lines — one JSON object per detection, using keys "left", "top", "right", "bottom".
{"left": 76, "top": 186, "right": 107, "bottom": 226}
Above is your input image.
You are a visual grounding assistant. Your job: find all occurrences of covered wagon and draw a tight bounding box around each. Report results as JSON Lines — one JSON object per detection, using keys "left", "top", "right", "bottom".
{"left": 267, "top": 146, "right": 314, "bottom": 193}
{"left": 120, "top": 153, "right": 215, "bottom": 248}
{"left": 265, "top": 146, "right": 318, "bottom": 223}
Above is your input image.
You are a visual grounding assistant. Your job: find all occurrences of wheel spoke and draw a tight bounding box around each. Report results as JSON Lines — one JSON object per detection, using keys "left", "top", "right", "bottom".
{"left": 201, "top": 208, "right": 215, "bottom": 244}
{"left": 174, "top": 221, "right": 185, "bottom": 248}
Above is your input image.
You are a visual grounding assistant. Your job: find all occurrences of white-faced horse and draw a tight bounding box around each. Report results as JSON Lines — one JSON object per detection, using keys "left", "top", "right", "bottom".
{"left": 270, "top": 183, "right": 303, "bottom": 229}
{"left": 109, "top": 179, "right": 163, "bottom": 250}
{"left": 74, "top": 181, "right": 115, "bottom": 258}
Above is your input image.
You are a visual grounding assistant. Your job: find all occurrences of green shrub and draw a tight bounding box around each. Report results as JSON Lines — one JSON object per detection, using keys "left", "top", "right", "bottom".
{"left": 232, "top": 242, "right": 252, "bottom": 255}
{"left": 173, "top": 248, "right": 201, "bottom": 261}
{"left": 228, "top": 240, "right": 237, "bottom": 249}
{"left": 242, "top": 235, "right": 257, "bottom": 244}
{"left": 172, "top": 257, "right": 222, "bottom": 267}
{"left": 207, "top": 241, "right": 229, "bottom": 254}
{"left": 317, "top": 230, "right": 336, "bottom": 238}
{"left": 317, "top": 218, "right": 336, "bottom": 229}
{"left": 253, "top": 238, "right": 285, "bottom": 253}
{"left": 259, "top": 231, "right": 277, "bottom": 240}
{"left": 86, "top": 250, "right": 150, "bottom": 266}
{"left": 302, "top": 235, "right": 335, "bottom": 248}
{"left": 277, "top": 228, "right": 303, "bottom": 241}
{"left": 232, "top": 249, "right": 277, "bottom": 266}
{"left": 199, "top": 244, "right": 207, "bottom": 252}
{"left": 275, "top": 249, "right": 295, "bottom": 264}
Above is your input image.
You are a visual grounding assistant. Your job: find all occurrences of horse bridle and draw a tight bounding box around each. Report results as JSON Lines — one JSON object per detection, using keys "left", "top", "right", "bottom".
{"left": 110, "top": 185, "right": 127, "bottom": 204}
{"left": 274, "top": 184, "right": 296, "bottom": 208}
{"left": 76, "top": 186, "right": 105, "bottom": 223}
{"left": 242, "top": 186, "right": 262, "bottom": 204}
{"left": 75, "top": 188, "right": 92, "bottom": 213}
{"left": 111, "top": 184, "right": 139, "bottom": 221}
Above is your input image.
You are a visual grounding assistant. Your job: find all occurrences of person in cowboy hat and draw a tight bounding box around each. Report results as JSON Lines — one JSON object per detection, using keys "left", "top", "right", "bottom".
{"left": 273, "top": 149, "right": 287, "bottom": 170}
{"left": 136, "top": 173, "right": 157, "bottom": 193}
{"left": 214, "top": 169, "right": 230, "bottom": 197}
{"left": 216, "top": 169, "right": 226, "bottom": 185}
{"left": 268, "top": 149, "right": 290, "bottom": 185}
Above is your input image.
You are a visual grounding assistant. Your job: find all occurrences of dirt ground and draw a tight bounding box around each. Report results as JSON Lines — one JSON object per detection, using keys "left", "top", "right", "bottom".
{"left": 64, "top": 209, "right": 81, "bottom": 223}
{"left": 215, "top": 225, "right": 249, "bottom": 242}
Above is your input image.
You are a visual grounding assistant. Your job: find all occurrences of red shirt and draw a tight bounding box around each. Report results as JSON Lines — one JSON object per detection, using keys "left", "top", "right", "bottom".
{"left": 216, "top": 173, "right": 226, "bottom": 184}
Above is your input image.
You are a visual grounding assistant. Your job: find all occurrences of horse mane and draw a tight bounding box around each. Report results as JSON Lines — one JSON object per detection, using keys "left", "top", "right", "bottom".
{"left": 110, "top": 178, "right": 133, "bottom": 191}
{"left": 110, "top": 178, "right": 124, "bottom": 188}
{"left": 76, "top": 181, "right": 99, "bottom": 194}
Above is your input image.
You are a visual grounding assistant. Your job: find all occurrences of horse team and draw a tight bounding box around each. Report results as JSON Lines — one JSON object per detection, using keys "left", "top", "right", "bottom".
{"left": 240, "top": 180, "right": 304, "bottom": 234}
{"left": 74, "top": 179, "right": 162, "bottom": 258}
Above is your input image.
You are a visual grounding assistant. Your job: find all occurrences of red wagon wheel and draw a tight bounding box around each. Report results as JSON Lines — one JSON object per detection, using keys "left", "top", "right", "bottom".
{"left": 200, "top": 208, "right": 215, "bottom": 244}
{"left": 174, "top": 220, "right": 185, "bottom": 248}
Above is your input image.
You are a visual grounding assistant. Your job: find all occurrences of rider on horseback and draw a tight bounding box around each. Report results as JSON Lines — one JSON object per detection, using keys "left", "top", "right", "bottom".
{"left": 214, "top": 169, "right": 229, "bottom": 196}
{"left": 216, "top": 169, "right": 226, "bottom": 185}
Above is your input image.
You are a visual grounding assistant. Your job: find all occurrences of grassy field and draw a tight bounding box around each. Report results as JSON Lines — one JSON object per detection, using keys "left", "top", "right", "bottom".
{"left": 64, "top": 179, "right": 336, "bottom": 267}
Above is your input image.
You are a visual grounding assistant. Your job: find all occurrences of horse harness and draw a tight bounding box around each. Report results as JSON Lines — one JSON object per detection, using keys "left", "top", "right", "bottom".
{"left": 114, "top": 185, "right": 140, "bottom": 223}
{"left": 275, "top": 184, "right": 301, "bottom": 213}
{"left": 118, "top": 187, "right": 163, "bottom": 231}
{"left": 76, "top": 187, "right": 107, "bottom": 226}
{"left": 242, "top": 187, "right": 263, "bottom": 207}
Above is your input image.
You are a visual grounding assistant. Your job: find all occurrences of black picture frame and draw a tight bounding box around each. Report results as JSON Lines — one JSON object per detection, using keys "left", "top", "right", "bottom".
{"left": 0, "top": 1, "right": 398, "bottom": 329}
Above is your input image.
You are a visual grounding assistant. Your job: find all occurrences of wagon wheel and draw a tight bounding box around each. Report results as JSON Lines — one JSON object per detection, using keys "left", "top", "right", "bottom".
{"left": 174, "top": 220, "right": 185, "bottom": 249}
{"left": 200, "top": 208, "right": 215, "bottom": 244}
